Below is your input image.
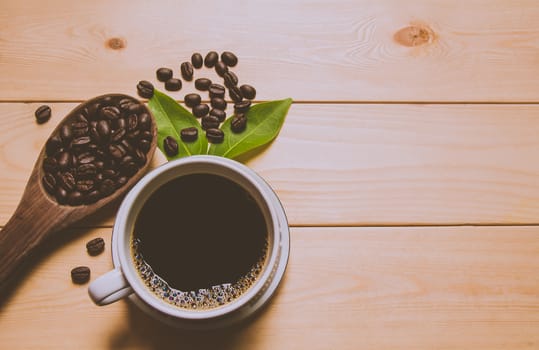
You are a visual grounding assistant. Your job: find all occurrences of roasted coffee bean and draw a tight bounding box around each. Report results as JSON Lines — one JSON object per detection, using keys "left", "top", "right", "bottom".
{"left": 116, "top": 176, "right": 128, "bottom": 188}
{"left": 76, "top": 179, "right": 95, "bottom": 192}
{"left": 201, "top": 115, "right": 220, "bottom": 130}
{"left": 89, "top": 126, "right": 100, "bottom": 144}
{"left": 78, "top": 163, "right": 97, "bottom": 178}
{"left": 138, "top": 113, "right": 151, "bottom": 131}
{"left": 42, "top": 173, "right": 56, "bottom": 194}
{"left": 180, "top": 62, "right": 194, "bottom": 81}
{"left": 228, "top": 85, "right": 243, "bottom": 103}
{"left": 120, "top": 139, "right": 135, "bottom": 154}
{"left": 118, "top": 98, "right": 133, "bottom": 111}
{"left": 109, "top": 144, "right": 127, "bottom": 159}
{"left": 35, "top": 105, "right": 51, "bottom": 124}
{"left": 67, "top": 191, "right": 83, "bottom": 206}
{"left": 210, "top": 108, "right": 226, "bottom": 122}
{"left": 60, "top": 124, "right": 73, "bottom": 145}
{"left": 87, "top": 102, "right": 101, "bottom": 118}
{"left": 57, "top": 151, "right": 71, "bottom": 170}
{"left": 211, "top": 97, "right": 227, "bottom": 110}
{"left": 58, "top": 172, "right": 76, "bottom": 191}
{"left": 55, "top": 187, "right": 68, "bottom": 204}
{"left": 71, "top": 154, "right": 78, "bottom": 168}
{"left": 163, "top": 136, "right": 179, "bottom": 157}
{"left": 206, "top": 128, "right": 224, "bottom": 144}
{"left": 120, "top": 155, "right": 134, "bottom": 166}
{"left": 234, "top": 100, "right": 251, "bottom": 113}
{"left": 103, "top": 169, "right": 119, "bottom": 179}
{"left": 100, "top": 179, "right": 116, "bottom": 196}
{"left": 195, "top": 78, "right": 212, "bottom": 91}
{"left": 86, "top": 190, "right": 101, "bottom": 204}
{"left": 133, "top": 148, "right": 147, "bottom": 165}
{"left": 71, "top": 136, "right": 91, "bottom": 148}
{"left": 165, "top": 78, "right": 182, "bottom": 91}
{"left": 139, "top": 139, "right": 151, "bottom": 152}
{"left": 71, "top": 122, "right": 89, "bottom": 137}
{"left": 184, "top": 93, "right": 201, "bottom": 108}
{"left": 96, "top": 120, "right": 111, "bottom": 143}
{"left": 127, "top": 103, "right": 142, "bottom": 114}
{"left": 78, "top": 153, "right": 96, "bottom": 165}
{"left": 156, "top": 67, "right": 173, "bottom": 82}
{"left": 126, "top": 114, "right": 138, "bottom": 131}
{"left": 95, "top": 160, "right": 105, "bottom": 170}
{"left": 209, "top": 83, "right": 225, "bottom": 96}
{"left": 240, "top": 84, "right": 256, "bottom": 100}
{"left": 46, "top": 135, "right": 62, "bottom": 156}
{"left": 231, "top": 114, "right": 247, "bottom": 133}
{"left": 215, "top": 61, "right": 228, "bottom": 77}
{"left": 71, "top": 266, "right": 90, "bottom": 284}
{"left": 127, "top": 129, "right": 141, "bottom": 140}
{"left": 122, "top": 162, "right": 139, "bottom": 177}
{"left": 86, "top": 237, "right": 105, "bottom": 256}
{"left": 204, "top": 51, "right": 219, "bottom": 68}
{"left": 221, "top": 51, "right": 238, "bottom": 67}
{"left": 114, "top": 117, "right": 127, "bottom": 131}
{"left": 191, "top": 52, "right": 203, "bottom": 69}
{"left": 137, "top": 80, "right": 154, "bottom": 98}
{"left": 180, "top": 127, "right": 198, "bottom": 142}
{"left": 111, "top": 127, "right": 126, "bottom": 142}
{"left": 100, "top": 106, "right": 121, "bottom": 120}
{"left": 140, "top": 130, "right": 153, "bottom": 141}
{"left": 101, "top": 96, "right": 114, "bottom": 106}
{"left": 43, "top": 157, "right": 58, "bottom": 173}
{"left": 223, "top": 71, "right": 238, "bottom": 88}
{"left": 192, "top": 104, "right": 209, "bottom": 118}
{"left": 73, "top": 113, "right": 88, "bottom": 123}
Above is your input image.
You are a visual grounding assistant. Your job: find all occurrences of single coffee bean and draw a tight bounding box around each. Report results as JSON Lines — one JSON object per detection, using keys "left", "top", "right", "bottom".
{"left": 46, "top": 135, "right": 62, "bottom": 156}
{"left": 139, "top": 139, "right": 151, "bottom": 152}
{"left": 100, "top": 106, "right": 121, "bottom": 120}
{"left": 89, "top": 126, "right": 100, "bottom": 144}
{"left": 215, "top": 61, "right": 228, "bottom": 77}
{"left": 101, "top": 96, "right": 114, "bottom": 106}
{"left": 111, "top": 127, "right": 126, "bottom": 143}
{"left": 60, "top": 124, "right": 73, "bottom": 145}
{"left": 231, "top": 114, "right": 247, "bottom": 133}
{"left": 58, "top": 172, "right": 76, "bottom": 191}
{"left": 240, "top": 84, "right": 256, "bottom": 100}
{"left": 137, "top": 80, "right": 154, "bottom": 99}
{"left": 201, "top": 115, "right": 220, "bottom": 130}
{"left": 138, "top": 113, "right": 151, "bottom": 131}
{"left": 120, "top": 139, "right": 135, "bottom": 154}
{"left": 73, "top": 113, "right": 88, "bottom": 123}
{"left": 86, "top": 237, "right": 105, "bottom": 256}
{"left": 109, "top": 144, "right": 127, "bottom": 159}
{"left": 120, "top": 155, "right": 134, "bottom": 166}
{"left": 85, "top": 190, "right": 100, "bottom": 204}
{"left": 78, "top": 163, "right": 97, "bottom": 178}
{"left": 141, "top": 130, "right": 153, "bottom": 141}
{"left": 206, "top": 128, "right": 224, "bottom": 144}
{"left": 192, "top": 104, "right": 209, "bottom": 118}
{"left": 71, "top": 153, "right": 78, "bottom": 168}
{"left": 210, "top": 108, "right": 226, "bottom": 122}
{"left": 57, "top": 151, "right": 71, "bottom": 170}
{"left": 209, "top": 83, "right": 225, "bottom": 98}
{"left": 180, "top": 127, "right": 198, "bottom": 142}
{"left": 67, "top": 191, "right": 83, "bottom": 206}
{"left": 55, "top": 187, "right": 68, "bottom": 204}
{"left": 234, "top": 100, "right": 251, "bottom": 114}
{"left": 76, "top": 179, "right": 95, "bottom": 192}
{"left": 127, "top": 129, "right": 141, "bottom": 140}
{"left": 221, "top": 51, "right": 238, "bottom": 67}
{"left": 156, "top": 67, "right": 173, "bottom": 82}
{"left": 163, "top": 136, "right": 179, "bottom": 157}
{"left": 191, "top": 52, "right": 203, "bottom": 69}
{"left": 194, "top": 78, "right": 212, "bottom": 91}
{"left": 114, "top": 117, "right": 127, "bottom": 131}
{"left": 165, "top": 78, "right": 182, "bottom": 91}
{"left": 42, "top": 173, "right": 57, "bottom": 194}
{"left": 127, "top": 103, "right": 142, "bottom": 114}
{"left": 116, "top": 176, "right": 128, "bottom": 188}
{"left": 223, "top": 72, "right": 238, "bottom": 88}
{"left": 71, "top": 266, "right": 90, "bottom": 284}
{"left": 100, "top": 179, "right": 116, "bottom": 196}
{"left": 35, "top": 105, "right": 51, "bottom": 124}
{"left": 87, "top": 102, "right": 101, "bottom": 118}
{"left": 78, "top": 153, "right": 96, "bottom": 165}
{"left": 180, "top": 62, "right": 194, "bottom": 81}
{"left": 103, "top": 168, "right": 119, "bottom": 179}
{"left": 133, "top": 148, "right": 147, "bottom": 165}
{"left": 94, "top": 160, "right": 105, "bottom": 170}
{"left": 184, "top": 93, "right": 201, "bottom": 108}
{"left": 228, "top": 85, "right": 243, "bottom": 102}
{"left": 43, "top": 157, "right": 58, "bottom": 173}
{"left": 118, "top": 98, "right": 134, "bottom": 112}
{"left": 126, "top": 114, "right": 138, "bottom": 131}
{"left": 204, "top": 51, "right": 219, "bottom": 68}
{"left": 211, "top": 97, "right": 227, "bottom": 110}
{"left": 71, "top": 136, "right": 91, "bottom": 148}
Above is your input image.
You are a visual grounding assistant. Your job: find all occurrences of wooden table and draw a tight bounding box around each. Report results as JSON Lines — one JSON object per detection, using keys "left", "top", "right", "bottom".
{"left": 1, "top": 1, "right": 539, "bottom": 348}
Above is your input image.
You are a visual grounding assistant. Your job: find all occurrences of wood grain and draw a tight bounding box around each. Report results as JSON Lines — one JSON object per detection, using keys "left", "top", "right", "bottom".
{"left": 2, "top": 102, "right": 539, "bottom": 226}
{"left": 0, "top": 226, "right": 538, "bottom": 349}
{"left": 1, "top": 0, "right": 539, "bottom": 102}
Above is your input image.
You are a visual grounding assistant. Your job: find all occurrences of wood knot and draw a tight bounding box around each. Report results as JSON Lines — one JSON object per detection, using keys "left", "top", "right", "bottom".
{"left": 106, "top": 37, "right": 126, "bottom": 50}
{"left": 394, "top": 25, "right": 435, "bottom": 47}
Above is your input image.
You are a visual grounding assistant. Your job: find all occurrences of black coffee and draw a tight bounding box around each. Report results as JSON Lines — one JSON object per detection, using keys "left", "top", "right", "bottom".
{"left": 132, "top": 173, "right": 268, "bottom": 310}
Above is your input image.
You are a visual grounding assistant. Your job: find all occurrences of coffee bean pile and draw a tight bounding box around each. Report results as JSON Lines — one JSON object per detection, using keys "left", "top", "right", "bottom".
{"left": 42, "top": 95, "right": 153, "bottom": 206}
{"left": 136, "top": 51, "right": 257, "bottom": 153}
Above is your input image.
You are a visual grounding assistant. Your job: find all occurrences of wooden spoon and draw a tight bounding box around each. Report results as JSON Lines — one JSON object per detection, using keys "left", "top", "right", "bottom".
{"left": 0, "top": 94, "right": 157, "bottom": 293}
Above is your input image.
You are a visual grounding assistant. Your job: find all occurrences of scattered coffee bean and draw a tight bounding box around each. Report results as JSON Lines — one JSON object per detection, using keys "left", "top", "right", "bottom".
{"left": 156, "top": 67, "right": 173, "bottom": 82}
{"left": 231, "top": 114, "right": 247, "bottom": 133}
{"left": 240, "top": 84, "right": 256, "bottom": 100}
{"left": 137, "top": 80, "right": 154, "bottom": 99}
{"left": 195, "top": 78, "right": 212, "bottom": 91}
{"left": 234, "top": 100, "right": 251, "bottom": 114}
{"left": 191, "top": 53, "right": 203, "bottom": 69}
{"left": 164, "top": 136, "right": 179, "bottom": 157}
{"left": 208, "top": 84, "right": 225, "bottom": 98}
{"left": 210, "top": 108, "right": 226, "bottom": 122}
{"left": 211, "top": 97, "right": 227, "bottom": 110}
{"left": 223, "top": 72, "right": 238, "bottom": 88}
{"left": 180, "top": 127, "right": 198, "bottom": 142}
{"left": 35, "top": 105, "right": 51, "bottom": 124}
{"left": 215, "top": 61, "right": 228, "bottom": 77}
{"left": 228, "top": 85, "right": 243, "bottom": 103}
{"left": 206, "top": 128, "right": 224, "bottom": 144}
{"left": 221, "top": 51, "right": 238, "bottom": 67}
{"left": 204, "top": 51, "right": 219, "bottom": 68}
{"left": 192, "top": 104, "right": 210, "bottom": 118}
{"left": 184, "top": 93, "right": 201, "bottom": 108}
{"left": 71, "top": 266, "right": 91, "bottom": 284}
{"left": 201, "top": 115, "right": 220, "bottom": 130}
{"left": 180, "top": 62, "right": 194, "bottom": 81}
{"left": 165, "top": 78, "right": 182, "bottom": 91}
{"left": 86, "top": 237, "right": 105, "bottom": 256}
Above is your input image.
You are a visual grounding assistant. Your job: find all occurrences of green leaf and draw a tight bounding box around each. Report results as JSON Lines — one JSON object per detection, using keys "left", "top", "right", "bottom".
{"left": 148, "top": 89, "right": 207, "bottom": 159}
{"left": 209, "top": 98, "right": 292, "bottom": 159}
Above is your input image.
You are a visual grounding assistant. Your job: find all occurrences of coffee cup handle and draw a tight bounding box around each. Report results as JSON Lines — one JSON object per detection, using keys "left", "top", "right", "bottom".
{"left": 88, "top": 268, "right": 133, "bottom": 306}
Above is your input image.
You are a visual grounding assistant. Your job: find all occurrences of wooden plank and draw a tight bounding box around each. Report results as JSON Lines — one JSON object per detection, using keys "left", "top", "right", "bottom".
{"left": 1, "top": 0, "right": 539, "bottom": 102}
{"left": 0, "top": 226, "right": 538, "bottom": 349}
{"left": 2, "top": 103, "right": 539, "bottom": 226}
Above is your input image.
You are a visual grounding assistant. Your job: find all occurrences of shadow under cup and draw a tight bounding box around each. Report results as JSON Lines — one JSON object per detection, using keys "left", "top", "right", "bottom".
{"left": 88, "top": 156, "right": 290, "bottom": 329}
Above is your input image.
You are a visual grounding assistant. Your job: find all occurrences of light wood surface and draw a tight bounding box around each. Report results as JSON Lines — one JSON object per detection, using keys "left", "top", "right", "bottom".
{"left": 1, "top": 0, "right": 538, "bottom": 348}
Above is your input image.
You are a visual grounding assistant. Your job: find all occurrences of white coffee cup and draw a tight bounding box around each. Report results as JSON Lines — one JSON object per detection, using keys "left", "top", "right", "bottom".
{"left": 88, "top": 155, "right": 289, "bottom": 328}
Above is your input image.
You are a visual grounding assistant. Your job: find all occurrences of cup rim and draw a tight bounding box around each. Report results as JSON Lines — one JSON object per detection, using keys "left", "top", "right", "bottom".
{"left": 112, "top": 155, "right": 281, "bottom": 320}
